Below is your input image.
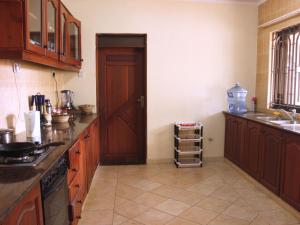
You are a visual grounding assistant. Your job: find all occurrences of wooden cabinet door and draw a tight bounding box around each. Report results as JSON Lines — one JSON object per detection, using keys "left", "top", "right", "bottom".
{"left": 24, "top": 0, "right": 46, "bottom": 55}
{"left": 242, "top": 121, "right": 261, "bottom": 179}
{"left": 3, "top": 184, "right": 44, "bottom": 225}
{"left": 260, "top": 126, "right": 283, "bottom": 194}
{"left": 59, "top": 3, "right": 69, "bottom": 63}
{"left": 280, "top": 133, "right": 300, "bottom": 211}
{"left": 66, "top": 17, "right": 81, "bottom": 66}
{"left": 224, "top": 115, "right": 246, "bottom": 166}
{"left": 79, "top": 136, "right": 87, "bottom": 200}
{"left": 45, "top": 0, "right": 59, "bottom": 59}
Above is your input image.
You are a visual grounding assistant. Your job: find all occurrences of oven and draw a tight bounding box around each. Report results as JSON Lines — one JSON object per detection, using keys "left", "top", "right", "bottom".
{"left": 40, "top": 156, "right": 69, "bottom": 225}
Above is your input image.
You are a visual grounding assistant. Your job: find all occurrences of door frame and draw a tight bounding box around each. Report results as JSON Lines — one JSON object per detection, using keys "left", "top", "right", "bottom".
{"left": 96, "top": 33, "right": 147, "bottom": 164}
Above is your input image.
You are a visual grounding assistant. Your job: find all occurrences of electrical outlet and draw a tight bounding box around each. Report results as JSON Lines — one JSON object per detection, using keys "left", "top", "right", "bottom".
{"left": 12, "top": 63, "right": 21, "bottom": 74}
{"left": 50, "top": 69, "right": 56, "bottom": 77}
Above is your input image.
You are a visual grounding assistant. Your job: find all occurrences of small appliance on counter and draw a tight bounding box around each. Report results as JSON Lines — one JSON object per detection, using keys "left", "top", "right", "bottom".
{"left": 61, "top": 90, "right": 75, "bottom": 110}
{"left": 227, "top": 83, "right": 248, "bottom": 114}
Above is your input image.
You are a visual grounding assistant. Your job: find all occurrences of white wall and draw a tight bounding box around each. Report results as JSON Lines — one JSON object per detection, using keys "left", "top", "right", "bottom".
{"left": 62, "top": 0, "right": 258, "bottom": 160}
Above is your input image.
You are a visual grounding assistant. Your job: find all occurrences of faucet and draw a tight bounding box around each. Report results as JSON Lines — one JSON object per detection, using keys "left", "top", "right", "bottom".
{"left": 278, "top": 109, "right": 297, "bottom": 123}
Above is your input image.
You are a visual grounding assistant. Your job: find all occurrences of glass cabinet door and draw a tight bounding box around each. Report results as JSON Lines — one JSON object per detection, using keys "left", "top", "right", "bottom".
{"left": 68, "top": 22, "right": 80, "bottom": 60}
{"left": 47, "top": 0, "right": 56, "bottom": 52}
{"left": 61, "top": 14, "right": 66, "bottom": 57}
{"left": 28, "top": 0, "right": 43, "bottom": 49}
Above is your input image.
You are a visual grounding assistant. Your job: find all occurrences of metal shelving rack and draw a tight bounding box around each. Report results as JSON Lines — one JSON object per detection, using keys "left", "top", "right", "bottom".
{"left": 174, "top": 122, "right": 203, "bottom": 168}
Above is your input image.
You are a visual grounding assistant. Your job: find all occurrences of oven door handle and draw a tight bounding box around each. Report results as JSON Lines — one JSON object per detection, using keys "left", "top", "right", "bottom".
{"left": 42, "top": 175, "right": 67, "bottom": 199}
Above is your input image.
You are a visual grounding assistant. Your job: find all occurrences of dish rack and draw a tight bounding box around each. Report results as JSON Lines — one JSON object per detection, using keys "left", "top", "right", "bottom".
{"left": 174, "top": 122, "right": 203, "bottom": 168}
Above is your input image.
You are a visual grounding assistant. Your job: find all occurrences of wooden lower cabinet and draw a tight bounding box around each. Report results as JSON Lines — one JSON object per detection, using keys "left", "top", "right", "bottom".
{"left": 224, "top": 115, "right": 246, "bottom": 165}
{"left": 280, "top": 133, "right": 300, "bottom": 211}
{"left": 259, "top": 126, "right": 283, "bottom": 194}
{"left": 242, "top": 121, "right": 261, "bottom": 179}
{"left": 67, "top": 118, "right": 100, "bottom": 225}
{"left": 224, "top": 113, "right": 300, "bottom": 211}
{"left": 3, "top": 183, "right": 44, "bottom": 225}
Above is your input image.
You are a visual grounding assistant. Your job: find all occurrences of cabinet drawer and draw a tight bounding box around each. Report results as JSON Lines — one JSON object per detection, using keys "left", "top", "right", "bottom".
{"left": 68, "top": 192, "right": 82, "bottom": 222}
{"left": 67, "top": 140, "right": 81, "bottom": 185}
{"left": 69, "top": 174, "right": 80, "bottom": 203}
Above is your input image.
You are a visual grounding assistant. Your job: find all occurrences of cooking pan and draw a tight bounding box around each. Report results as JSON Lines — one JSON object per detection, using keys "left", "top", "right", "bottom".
{"left": 0, "top": 141, "right": 65, "bottom": 157}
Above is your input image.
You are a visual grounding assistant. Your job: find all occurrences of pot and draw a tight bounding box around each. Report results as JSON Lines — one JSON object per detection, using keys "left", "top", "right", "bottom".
{"left": 0, "top": 129, "right": 14, "bottom": 144}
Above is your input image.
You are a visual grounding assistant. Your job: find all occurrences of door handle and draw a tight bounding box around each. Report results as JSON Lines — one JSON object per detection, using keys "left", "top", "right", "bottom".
{"left": 137, "top": 96, "right": 145, "bottom": 108}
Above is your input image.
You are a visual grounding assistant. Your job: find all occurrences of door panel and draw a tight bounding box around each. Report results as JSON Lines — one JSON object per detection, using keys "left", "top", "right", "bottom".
{"left": 99, "top": 47, "right": 146, "bottom": 164}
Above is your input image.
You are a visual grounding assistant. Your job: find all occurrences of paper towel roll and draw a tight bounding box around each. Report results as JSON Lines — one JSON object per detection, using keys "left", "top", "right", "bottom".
{"left": 24, "top": 111, "right": 41, "bottom": 138}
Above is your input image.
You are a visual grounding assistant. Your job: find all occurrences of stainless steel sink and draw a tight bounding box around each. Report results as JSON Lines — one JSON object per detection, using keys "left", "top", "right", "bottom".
{"left": 256, "top": 116, "right": 280, "bottom": 121}
{"left": 270, "top": 120, "right": 300, "bottom": 125}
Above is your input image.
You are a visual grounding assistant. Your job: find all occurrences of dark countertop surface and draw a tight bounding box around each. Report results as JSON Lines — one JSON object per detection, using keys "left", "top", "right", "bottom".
{"left": 0, "top": 114, "right": 98, "bottom": 223}
{"left": 223, "top": 111, "right": 300, "bottom": 135}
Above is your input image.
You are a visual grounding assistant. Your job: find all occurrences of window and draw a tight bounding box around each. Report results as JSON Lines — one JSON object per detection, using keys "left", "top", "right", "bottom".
{"left": 270, "top": 23, "right": 300, "bottom": 111}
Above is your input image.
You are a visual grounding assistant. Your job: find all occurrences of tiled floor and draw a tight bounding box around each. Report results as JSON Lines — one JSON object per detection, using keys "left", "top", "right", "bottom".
{"left": 78, "top": 159, "right": 300, "bottom": 225}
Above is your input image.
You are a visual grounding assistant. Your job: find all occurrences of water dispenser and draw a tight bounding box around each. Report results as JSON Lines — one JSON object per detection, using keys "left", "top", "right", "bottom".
{"left": 227, "top": 83, "right": 248, "bottom": 114}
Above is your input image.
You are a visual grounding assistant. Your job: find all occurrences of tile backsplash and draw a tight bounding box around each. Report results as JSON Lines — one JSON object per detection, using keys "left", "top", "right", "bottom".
{"left": 0, "top": 59, "right": 74, "bottom": 134}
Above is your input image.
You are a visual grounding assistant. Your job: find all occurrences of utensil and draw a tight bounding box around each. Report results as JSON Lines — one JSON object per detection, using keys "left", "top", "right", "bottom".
{"left": 78, "top": 104, "right": 94, "bottom": 114}
{"left": 0, "top": 129, "right": 14, "bottom": 144}
{"left": 52, "top": 114, "right": 70, "bottom": 123}
{"left": 0, "top": 141, "right": 65, "bottom": 157}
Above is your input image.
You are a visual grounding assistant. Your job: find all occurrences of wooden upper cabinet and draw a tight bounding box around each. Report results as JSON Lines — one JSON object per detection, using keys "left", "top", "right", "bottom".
{"left": 25, "top": 0, "right": 46, "bottom": 55}
{"left": 0, "top": 0, "right": 81, "bottom": 72}
{"left": 60, "top": 3, "right": 82, "bottom": 66}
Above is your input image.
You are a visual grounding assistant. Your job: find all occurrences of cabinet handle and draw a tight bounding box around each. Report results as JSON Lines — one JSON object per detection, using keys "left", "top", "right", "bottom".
{"left": 72, "top": 168, "right": 78, "bottom": 172}
{"left": 77, "top": 200, "right": 83, "bottom": 204}
{"left": 76, "top": 216, "right": 82, "bottom": 219}
{"left": 76, "top": 150, "right": 80, "bottom": 154}
{"left": 80, "top": 59, "right": 84, "bottom": 62}
{"left": 84, "top": 135, "right": 90, "bottom": 139}
{"left": 75, "top": 184, "right": 80, "bottom": 188}
{"left": 44, "top": 45, "right": 48, "bottom": 49}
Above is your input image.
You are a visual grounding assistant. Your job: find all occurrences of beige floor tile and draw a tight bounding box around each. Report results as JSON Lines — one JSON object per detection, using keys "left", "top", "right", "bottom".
{"left": 113, "top": 213, "right": 128, "bottom": 225}
{"left": 222, "top": 199, "right": 258, "bottom": 221}
{"left": 133, "top": 192, "right": 168, "bottom": 207}
{"left": 154, "top": 199, "right": 190, "bottom": 216}
{"left": 84, "top": 193, "right": 115, "bottom": 210}
{"left": 212, "top": 185, "right": 240, "bottom": 203}
{"left": 187, "top": 183, "right": 223, "bottom": 196}
{"left": 115, "top": 199, "right": 149, "bottom": 219}
{"left": 208, "top": 214, "right": 250, "bottom": 225}
{"left": 179, "top": 206, "right": 218, "bottom": 224}
{"left": 151, "top": 185, "right": 183, "bottom": 198}
{"left": 172, "top": 190, "right": 206, "bottom": 206}
{"left": 79, "top": 161, "right": 299, "bottom": 225}
{"left": 244, "top": 196, "right": 282, "bottom": 212}
{"left": 196, "top": 196, "right": 231, "bottom": 213}
{"left": 116, "top": 184, "right": 145, "bottom": 200}
{"left": 128, "top": 179, "right": 161, "bottom": 191}
{"left": 120, "top": 220, "right": 144, "bottom": 225}
{"left": 134, "top": 208, "right": 174, "bottom": 225}
{"left": 78, "top": 209, "right": 113, "bottom": 225}
{"left": 166, "top": 218, "right": 199, "bottom": 225}
{"left": 255, "top": 209, "right": 300, "bottom": 225}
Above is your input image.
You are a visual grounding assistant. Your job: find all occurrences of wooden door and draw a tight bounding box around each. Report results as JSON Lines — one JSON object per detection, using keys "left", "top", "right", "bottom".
{"left": 280, "top": 133, "right": 300, "bottom": 211}
{"left": 260, "top": 126, "right": 283, "bottom": 194}
{"left": 99, "top": 47, "right": 146, "bottom": 165}
{"left": 242, "top": 121, "right": 261, "bottom": 179}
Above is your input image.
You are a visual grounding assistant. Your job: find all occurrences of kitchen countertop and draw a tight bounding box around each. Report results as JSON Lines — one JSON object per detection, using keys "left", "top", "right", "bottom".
{"left": 0, "top": 114, "right": 99, "bottom": 223}
{"left": 223, "top": 111, "right": 300, "bottom": 135}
